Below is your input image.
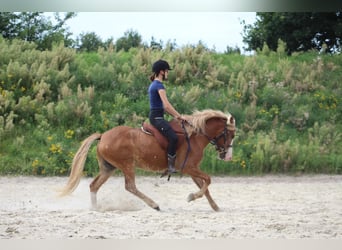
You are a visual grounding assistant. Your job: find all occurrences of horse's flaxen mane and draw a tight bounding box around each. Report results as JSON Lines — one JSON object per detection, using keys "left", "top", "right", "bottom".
{"left": 184, "top": 109, "right": 235, "bottom": 135}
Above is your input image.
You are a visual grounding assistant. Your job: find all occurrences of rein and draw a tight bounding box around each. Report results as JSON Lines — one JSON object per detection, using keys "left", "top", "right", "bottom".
{"left": 180, "top": 120, "right": 191, "bottom": 171}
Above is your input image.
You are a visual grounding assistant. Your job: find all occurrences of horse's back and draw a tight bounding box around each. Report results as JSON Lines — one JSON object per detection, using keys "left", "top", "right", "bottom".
{"left": 103, "top": 125, "right": 132, "bottom": 137}
{"left": 98, "top": 125, "right": 162, "bottom": 156}
{"left": 99, "top": 126, "right": 134, "bottom": 149}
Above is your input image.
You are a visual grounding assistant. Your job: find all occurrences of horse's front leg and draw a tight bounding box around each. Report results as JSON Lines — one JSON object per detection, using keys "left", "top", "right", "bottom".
{"left": 191, "top": 176, "right": 220, "bottom": 211}
{"left": 186, "top": 169, "right": 219, "bottom": 211}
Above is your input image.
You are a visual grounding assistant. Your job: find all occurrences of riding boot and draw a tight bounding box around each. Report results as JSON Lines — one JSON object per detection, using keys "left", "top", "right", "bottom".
{"left": 167, "top": 154, "right": 178, "bottom": 174}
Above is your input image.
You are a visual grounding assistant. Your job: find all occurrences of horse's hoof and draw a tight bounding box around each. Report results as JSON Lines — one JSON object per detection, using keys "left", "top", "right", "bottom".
{"left": 213, "top": 205, "right": 220, "bottom": 212}
{"left": 187, "top": 193, "right": 195, "bottom": 202}
{"left": 154, "top": 206, "right": 160, "bottom": 211}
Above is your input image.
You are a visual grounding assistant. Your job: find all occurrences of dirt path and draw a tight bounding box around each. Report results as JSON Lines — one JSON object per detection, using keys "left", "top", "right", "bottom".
{"left": 0, "top": 175, "right": 341, "bottom": 239}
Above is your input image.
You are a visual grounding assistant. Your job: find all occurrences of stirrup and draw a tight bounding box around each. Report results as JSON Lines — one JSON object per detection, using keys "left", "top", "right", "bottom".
{"left": 160, "top": 170, "right": 173, "bottom": 181}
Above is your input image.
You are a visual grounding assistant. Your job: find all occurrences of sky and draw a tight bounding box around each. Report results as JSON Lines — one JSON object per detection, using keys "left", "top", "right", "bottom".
{"left": 64, "top": 12, "right": 257, "bottom": 53}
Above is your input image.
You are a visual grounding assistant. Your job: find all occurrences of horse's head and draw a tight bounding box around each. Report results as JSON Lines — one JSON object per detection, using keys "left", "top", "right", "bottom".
{"left": 188, "top": 110, "right": 236, "bottom": 161}
{"left": 209, "top": 114, "right": 235, "bottom": 161}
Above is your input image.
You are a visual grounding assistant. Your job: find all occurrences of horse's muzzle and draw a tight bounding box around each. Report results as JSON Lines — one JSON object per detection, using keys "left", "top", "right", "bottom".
{"left": 223, "top": 147, "right": 233, "bottom": 161}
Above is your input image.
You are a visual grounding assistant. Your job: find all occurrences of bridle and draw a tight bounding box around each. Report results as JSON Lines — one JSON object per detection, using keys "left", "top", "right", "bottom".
{"left": 205, "top": 126, "right": 235, "bottom": 155}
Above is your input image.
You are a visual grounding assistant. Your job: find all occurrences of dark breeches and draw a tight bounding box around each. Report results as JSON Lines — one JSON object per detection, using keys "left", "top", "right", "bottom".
{"left": 149, "top": 112, "right": 178, "bottom": 156}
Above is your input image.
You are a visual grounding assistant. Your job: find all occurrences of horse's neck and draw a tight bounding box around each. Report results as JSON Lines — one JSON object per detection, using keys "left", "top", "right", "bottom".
{"left": 191, "top": 133, "right": 211, "bottom": 148}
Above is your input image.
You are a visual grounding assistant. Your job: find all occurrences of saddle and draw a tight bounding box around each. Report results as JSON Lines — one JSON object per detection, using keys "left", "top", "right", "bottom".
{"left": 141, "top": 120, "right": 186, "bottom": 151}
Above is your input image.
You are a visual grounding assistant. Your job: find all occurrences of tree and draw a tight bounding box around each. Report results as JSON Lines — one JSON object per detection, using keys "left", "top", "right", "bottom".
{"left": 0, "top": 12, "right": 17, "bottom": 38}
{"left": 150, "top": 36, "right": 163, "bottom": 50}
{"left": 164, "top": 39, "right": 178, "bottom": 52}
{"left": 0, "top": 12, "right": 76, "bottom": 50}
{"left": 243, "top": 12, "right": 342, "bottom": 54}
{"left": 115, "top": 29, "right": 142, "bottom": 52}
{"left": 103, "top": 37, "right": 115, "bottom": 51}
{"left": 224, "top": 45, "right": 241, "bottom": 54}
{"left": 77, "top": 32, "right": 104, "bottom": 52}
{"left": 43, "top": 12, "right": 75, "bottom": 49}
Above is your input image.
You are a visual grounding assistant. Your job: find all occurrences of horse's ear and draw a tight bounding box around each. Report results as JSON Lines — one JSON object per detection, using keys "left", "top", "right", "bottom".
{"left": 229, "top": 116, "right": 234, "bottom": 124}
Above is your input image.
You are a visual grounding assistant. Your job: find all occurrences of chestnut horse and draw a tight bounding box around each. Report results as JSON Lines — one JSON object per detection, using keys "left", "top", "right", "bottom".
{"left": 59, "top": 109, "right": 235, "bottom": 211}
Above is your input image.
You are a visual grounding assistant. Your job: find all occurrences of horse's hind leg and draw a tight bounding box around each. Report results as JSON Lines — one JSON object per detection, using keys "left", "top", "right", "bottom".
{"left": 89, "top": 158, "right": 116, "bottom": 210}
{"left": 191, "top": 176, "right": 219, "bottom": 211}
{"left": 123, "top": 168, "right": 160, "bottom": 211}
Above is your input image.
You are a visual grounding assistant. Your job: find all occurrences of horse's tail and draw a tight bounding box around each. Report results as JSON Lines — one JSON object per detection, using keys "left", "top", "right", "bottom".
{"left": 58, "top": 133, "right": 102, "bottom": 197}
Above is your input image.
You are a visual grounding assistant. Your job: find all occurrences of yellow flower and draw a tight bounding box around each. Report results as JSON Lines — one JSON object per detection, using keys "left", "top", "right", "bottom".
{"left": 32, "top": 159, "right": 39, "bottom": 168}
{"left": 49, "top": 143, "right": 62, "bottom": 154}
{"left": 47, "top": 136, "right": 53, "bottom": 141}
{"left": 235, "top": 91, "right": 242, "bottom": 99}
{"left": 68, "top": 151, "right": 75, "bottom": 158}
{"left": 240, "top": 160, "right": 246, "bottom": 168}
{"left": 0, "top": 89, "right": 6, "bottom": 97}
{"left": 59, "top": 168, "right": 67, "bottom": 174}
{"left": 64, "top": 129, "right": 74, "bottom": 139}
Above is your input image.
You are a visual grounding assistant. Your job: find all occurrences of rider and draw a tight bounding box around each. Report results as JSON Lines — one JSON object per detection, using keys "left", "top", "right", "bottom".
{"left": 148, "top": 59, "right": 186, "bottom": 174}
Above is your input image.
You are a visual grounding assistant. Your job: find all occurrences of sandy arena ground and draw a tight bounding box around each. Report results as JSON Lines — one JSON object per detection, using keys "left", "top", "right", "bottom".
{"left": 0, "top": 175, "right": 341, "bottom": 239}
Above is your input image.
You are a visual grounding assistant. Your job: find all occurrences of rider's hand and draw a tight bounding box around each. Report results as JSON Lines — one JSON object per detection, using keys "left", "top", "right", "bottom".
{"left": 177, "top": 115, "right": 187, "bottom": 122}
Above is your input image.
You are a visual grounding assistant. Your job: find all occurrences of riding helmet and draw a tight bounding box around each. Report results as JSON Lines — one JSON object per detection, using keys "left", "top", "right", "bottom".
{"left": 152, "top": 59, "right": 172, "bottom": 73}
